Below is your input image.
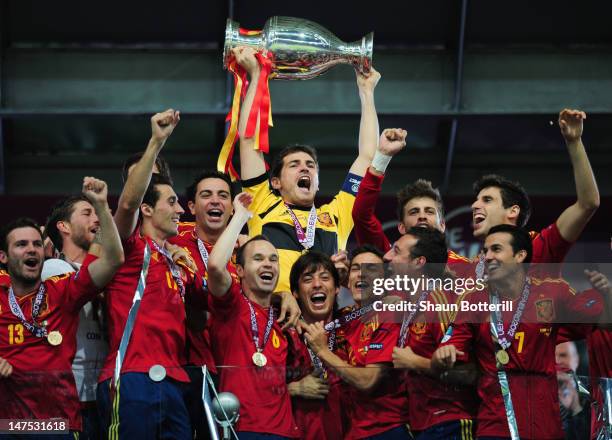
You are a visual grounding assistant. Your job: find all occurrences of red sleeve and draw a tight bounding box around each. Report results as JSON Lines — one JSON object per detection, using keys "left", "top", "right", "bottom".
{"left": 531, "top": 222, "right": 572, "bottom": 264}
{"left": 209, "top": 278, "right": 242, "bottom": 319}
{"left": 561, "top": 287, "right": 603, "bottom": 322}
{"left": 365, "top": 322, "right": 399, "bottom": 365}
{"left": 352, "top": 168, "right": 391, "bottom": 252}
{"left": 60, "top": 257, "right": 102, "bottom": 312}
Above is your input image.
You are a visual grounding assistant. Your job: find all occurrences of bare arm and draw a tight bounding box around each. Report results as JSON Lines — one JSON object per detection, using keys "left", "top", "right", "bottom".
{"left": 207, "top": 193, "right": 253, "bottom": 297}
{"left": 233, "top": 47, "right": 267, "bottom": 180}
{"left": 348, "top": 68, "right": 381, "bottom": 177}
{"left": 0, "top": 357, "right": 13, "bottom": 378}
{"left": 287, "top": 374, "right": 330, "bottom": 400}
{"left": 555, "top": 109, "right": 599, "bottom": 242}
{"left": 114, "top": 110, "right": 179, "bottom": 239}
{"left": 392, "top": 346, "right": 432, "bottom": 372}
{"left": 82, "top": 177, "right": 125, "bottom": 288}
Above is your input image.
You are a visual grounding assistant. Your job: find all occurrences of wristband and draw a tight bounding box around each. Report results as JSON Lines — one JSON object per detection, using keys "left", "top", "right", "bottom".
{"left": 371, "top": 151, "right": 392, "bottom": 173}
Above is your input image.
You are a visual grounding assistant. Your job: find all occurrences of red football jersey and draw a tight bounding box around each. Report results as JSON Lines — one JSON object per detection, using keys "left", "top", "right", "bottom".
{"left": 288, "top": 329, "right": 346, "bottom": 440}
{"left": 99, "top": 229, "right": 205, "bottom": 383}
{"left": 343, "top": 313, "right": 410, "bottom": 439}
{"left": 402, "top": 289, "right": 478, "bottom": 432}
{"left": 0, "top": 262, "right": 100, "bottom": 431}
{"left": 442, "top": 278, "right": 603, "bottom": 439}
{"left": 209, "top": 280, "right": 300, "bottom": 438}
{"left": 170, "top": 223, "right": 239, "bottom": 373}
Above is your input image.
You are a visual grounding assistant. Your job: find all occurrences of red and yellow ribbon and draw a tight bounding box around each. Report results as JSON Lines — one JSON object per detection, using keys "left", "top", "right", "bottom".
{"left": 217, "top": 51, "right": 273, "bottom": 181}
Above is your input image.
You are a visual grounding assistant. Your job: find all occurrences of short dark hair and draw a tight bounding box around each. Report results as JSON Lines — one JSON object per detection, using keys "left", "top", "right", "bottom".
{"left": 487, "top": 224, "right": 533, "bottom": 264}
{"left": 185, "top": 170, "right": 234, "bottom": 203}
{"left": 236, "top": 234, "right": 275, "bottom": 267}
{"left": 45, "top": 195, "right": 90, "bottom": 251}
{"left": 142, "top": 173, "right": 174, "bottom": 208}
{"left": 397, "top": 179, "right": 445, "bottom": 222}
{"left": 350, "top": 244, "right": 384, "bottom": 264}
{"left": 1, "top": 218, "right": 43, "bottom": 252}
{"left": 269, "top": 145, "right": 318, "bottom": 194}
{"left": 122, "top": 152, "right": 173, "bottom": 184}
{"left": 405, "top": 226, "right": 448, "bottom": 278}
{"left": 290, "top": 251, "right": 340, "bottom": 294}
{"left": 473, "top": 174, "right": 531, "bottom": 227}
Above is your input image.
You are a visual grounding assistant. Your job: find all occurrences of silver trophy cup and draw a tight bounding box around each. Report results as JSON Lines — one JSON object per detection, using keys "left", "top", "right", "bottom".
{"left": 223, "top": 16, "right": 373, "bottom": 80}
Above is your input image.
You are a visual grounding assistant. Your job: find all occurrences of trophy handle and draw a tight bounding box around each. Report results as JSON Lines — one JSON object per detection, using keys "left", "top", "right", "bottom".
{"left": 359, "top": 32, "right": 374, "bottom": 74}
{"left": 223, "top": 18, "right": 264, "bottom": 69}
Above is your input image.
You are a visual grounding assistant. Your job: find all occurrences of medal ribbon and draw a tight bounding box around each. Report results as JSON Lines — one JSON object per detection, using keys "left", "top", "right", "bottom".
{"left": 8, "top": 284, "right": 48, "bottom": 338}
{"left": 324, "top": 304, "right": 374, "bottom": 332}
{"left": 152, "top": 241, "right": 186, "bottom": 301}
{"left": 285, "top": 204, "right": 317, "bottom": 249}
{"left": 489, "top": 290, "right": 522, "bottom": 440}
{"left": 197, "top": 238, "right": 210, "bottom": 289}
{"left": 491, "top": 279, "right": 530, "bottom": 350}
{"left": 397, "top": 290, "right": 430, "bottom": 348}
{"left": 306, "top": 327, "right": 336, "bottom": 376}
{"left": 196, "top": 238, "right": 210, "bottom": 270}
{"left": 243, "top": 295, "right": 274, "bottom": 353}
{"left": 114, "top": 242, "right": 151, "bottom": 385}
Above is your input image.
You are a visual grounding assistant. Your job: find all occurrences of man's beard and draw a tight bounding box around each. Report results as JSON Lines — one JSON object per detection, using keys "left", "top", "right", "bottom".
{"left": 8, "top": 259, "right": 41, "bottom": 287}
{"left": 72, "top": 227, "right": 93, "bottom": 252}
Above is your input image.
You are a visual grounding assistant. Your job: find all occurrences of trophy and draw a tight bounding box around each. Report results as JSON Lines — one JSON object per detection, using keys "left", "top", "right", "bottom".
{"left": 223, "top": 16, "right": 373, "bottom": 79}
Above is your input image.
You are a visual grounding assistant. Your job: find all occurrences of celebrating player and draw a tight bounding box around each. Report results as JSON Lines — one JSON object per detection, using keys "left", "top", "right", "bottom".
{"left": 43, "top": 195, "right": 108, "bottom": 438}
{"left": 96, "top": 110, "right": 207, "bottom": 439}
{"left": 302, "top": 246, "right": 412, "bottom": 439}
{"left": 233, "top": 45, "right": 380, "bottom": 293}
{"left": 385, "top": 227, "right": 478, "bottom": 439}
{"left": 207, "top": 192, "right": 300, "bottom": 439}
{"left": 432, "top": 225, "right": 608, "bottom": 439}
{"left": 0, "top": 176, "right": 123, "bottom": 436}
{"left": 288, "top": 251, "right": 346, "bottom": 439}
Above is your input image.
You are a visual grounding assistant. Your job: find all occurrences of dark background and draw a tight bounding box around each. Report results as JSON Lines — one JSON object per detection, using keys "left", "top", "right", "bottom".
{"left": 0, "top": 0, "right": 610, "bottom": 259}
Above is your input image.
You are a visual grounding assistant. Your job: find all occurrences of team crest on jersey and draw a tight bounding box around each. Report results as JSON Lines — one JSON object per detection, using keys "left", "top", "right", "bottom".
{"left": 410, "top": 319, "right": 427, "bottom": 336}
{"left": 317, "top": 212, "right": 333, "bottom": 227}
{"left": 360, "top": 320, "right": 378, "bottom": 342}
{"left": 535, "top": 299, "right": 555, "bottom": 322}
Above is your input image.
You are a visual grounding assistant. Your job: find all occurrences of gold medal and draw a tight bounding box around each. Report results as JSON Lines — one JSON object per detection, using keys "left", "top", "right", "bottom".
{"left": 252, "top": 351, "right": 268, "bottom": 367}
{"left": 47, "top": 331, "right": 63, "bottom": 346}
{"left": 496, "top": 349, "right": 509, "bottom": 365}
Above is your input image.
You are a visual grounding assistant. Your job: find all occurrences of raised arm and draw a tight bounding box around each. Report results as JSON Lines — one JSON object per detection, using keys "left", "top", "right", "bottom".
{"left": 233, "top": 47, "right": 267, "bottom": 180}
{"left": 82, "top": 177, "right": 125, "bottom": 288}
{"left": 114, "top": 109, "right": 179, "bottom": 239}
{"left": 348, "top": 68, "right": 381, "bottom": 177}
{"left": 207, "top": 192, "right": 253, "bottom": 297}
{"left": 555, "top": 109, "right": 600, "bottom": 242}
{"left": 352, "top": 129, "right": 407, "bottom": 250}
